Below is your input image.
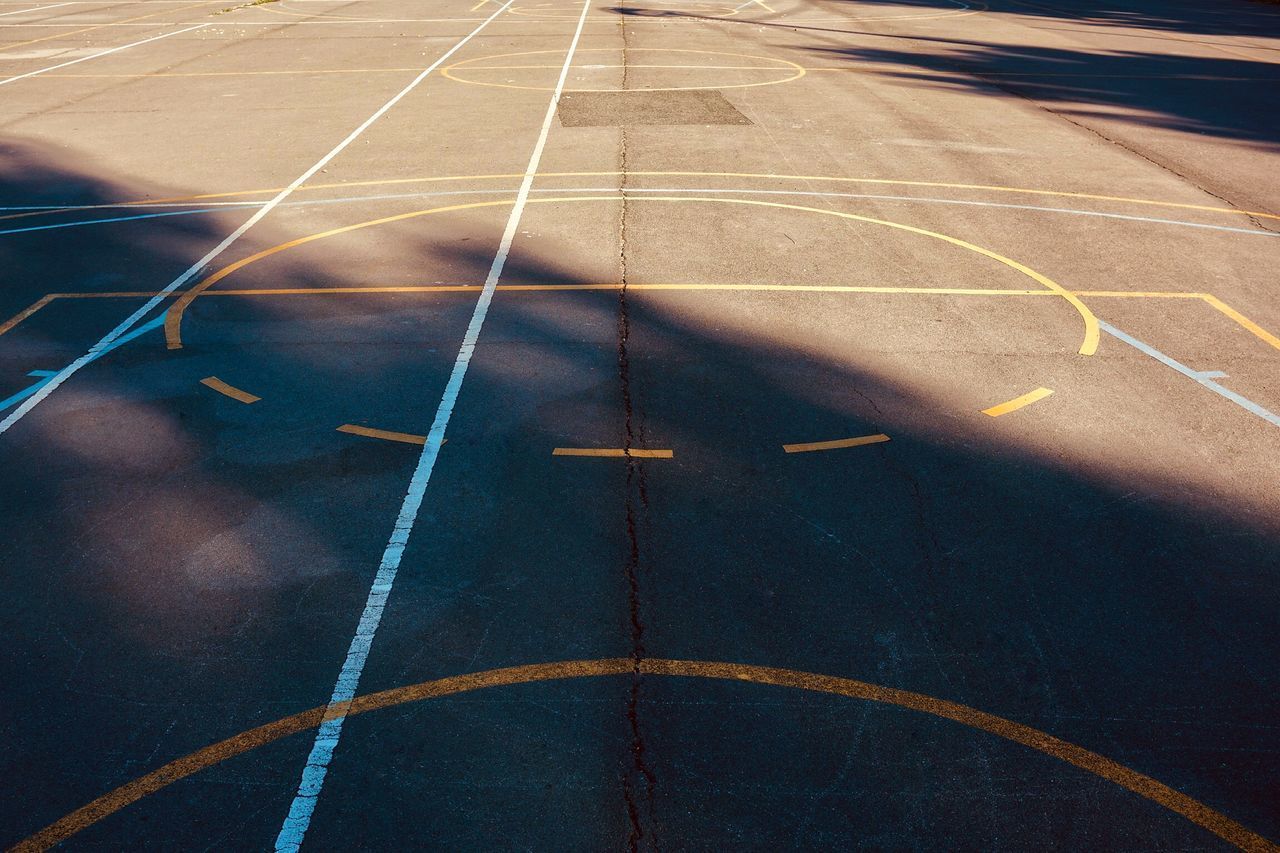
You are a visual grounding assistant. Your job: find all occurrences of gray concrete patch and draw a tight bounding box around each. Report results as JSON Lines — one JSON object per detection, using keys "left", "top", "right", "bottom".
{"left": 557, "top": 89, "right": 751, "bottom": 126}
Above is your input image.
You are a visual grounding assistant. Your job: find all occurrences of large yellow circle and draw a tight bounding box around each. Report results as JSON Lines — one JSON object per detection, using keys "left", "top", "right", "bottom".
{"left": 441, "top": 48, "right": 806, "bottom": 92}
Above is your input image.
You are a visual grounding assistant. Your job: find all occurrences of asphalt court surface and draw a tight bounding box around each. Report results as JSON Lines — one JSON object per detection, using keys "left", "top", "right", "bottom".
{"left": 1, "top": 0, "right": 1279, "bottom": 848}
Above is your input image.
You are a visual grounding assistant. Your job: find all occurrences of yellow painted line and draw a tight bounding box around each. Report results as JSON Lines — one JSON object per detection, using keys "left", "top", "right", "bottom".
{"left": 0, "top": 0, "right": 216, "bottom": 53}
{"left": 43, "top": 66, "right": 426, "bottom": 77}
{"left": 552, "top": 447, "right": 673, "bottom": 458}
{"left": 336, "top": 423, "right": 426, "bottom": 445}
{"left": 442, "top": 48, "right": 805, "bottom": 92}
{"left": 0, "top": 294, "right": 54, "bottom": 336}
{"left": 6, "top": 170, "right": 1275, "bottom": 225}
{"left": 199, "top": 376, "right": 259, "bottom": 404}
{"left": 982, "top": 387, "right": 1054, "bottom": 417}
{"left": 1198, "top": 295, "right": 1280, "bottom": 352}
{"left": 783, "top": 433, "right": 890, "bottom": 453}
{"left": 13, "top": 658, "right": 1277, "bottom": 853}
{"left": 164, "top": 196, "right": 1099, "bottom": 357}
{"left": 9, "top": 285, "right": 1279, "bottom": 357}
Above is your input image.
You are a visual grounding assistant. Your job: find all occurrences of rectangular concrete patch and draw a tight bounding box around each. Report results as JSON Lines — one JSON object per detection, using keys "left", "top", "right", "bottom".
{"left": 557, "top": 90, "right": 753, "bottom": 127}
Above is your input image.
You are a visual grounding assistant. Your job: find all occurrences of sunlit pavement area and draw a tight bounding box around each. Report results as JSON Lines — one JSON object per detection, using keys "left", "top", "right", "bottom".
{"left": 1, "top": 0, "right": 1279, "bottom": 848}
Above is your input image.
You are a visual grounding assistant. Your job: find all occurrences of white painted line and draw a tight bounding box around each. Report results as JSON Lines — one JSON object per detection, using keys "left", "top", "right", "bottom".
{"left": 8, "top": 188, "right": 1276, "bottom": 240}
{"left": 272, "top": 0, "right": 594, "bottom": 848}
{"left": 0, "top": 21, "right": 206, "bottom": 87}
{"left": 0, "top": 2, "right": 73, "bottom": 17}
{"left": 1101, "top": 320, "right": 1280, "bottom": 428}
{"left": 0, "top": 0, "right": 518, "bottom": 438}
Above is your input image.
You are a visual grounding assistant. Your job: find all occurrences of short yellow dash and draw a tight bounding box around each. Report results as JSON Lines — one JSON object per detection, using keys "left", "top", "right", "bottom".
{"left": 982, "top": 387, "right": 1054, "bottom": 417}
{"left": 200, "top": 376, "right": 260, "bottom": 404}
{"left": 783, "top": 433, "right": 890, "bottom": 454}
{"left": 336, "top": 424, "right": 431, "bottom": 446}
{"left": 552, "top": 448, "right": 673, "bottom": 458}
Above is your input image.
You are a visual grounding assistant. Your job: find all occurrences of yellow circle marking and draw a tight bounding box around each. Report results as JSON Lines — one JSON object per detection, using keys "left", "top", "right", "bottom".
{"left": 442, "top": 48, "right": 804, "bottom": 92}
{"left": 164, "top": 195, "right": 1098, "bottom": 355}
{"left": 14, "top": 658, "right": 1276, "bottom": 852}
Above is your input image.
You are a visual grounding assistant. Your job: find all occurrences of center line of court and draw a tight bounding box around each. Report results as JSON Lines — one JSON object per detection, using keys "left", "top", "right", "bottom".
{"left": 272, "top": 0, "right": 595, "bottom": 848}
{"left": 0, "top": 0, "right": 518, "bottom": 438}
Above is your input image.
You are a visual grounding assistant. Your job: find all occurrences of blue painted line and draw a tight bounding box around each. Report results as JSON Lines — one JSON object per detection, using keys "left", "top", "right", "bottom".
{"left": 0, "top": 207, "right": 255, "bottom": 237}
{"left": 0, "top": 375, "right": 53, "bottom": 412}
{"left": 0, "top": 313, "right": 165, "bottom": 413}
{"left": 4, "top": 188, "right": 1279, "bottom": 241}
{"left": 1101, "top": 320, "right": 1280, "bottom": 428}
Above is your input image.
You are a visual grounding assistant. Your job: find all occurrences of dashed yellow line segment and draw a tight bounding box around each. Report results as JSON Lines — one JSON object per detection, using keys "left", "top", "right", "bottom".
{"left": 199, "top": 376, "right": 259, "bottom": 404}
{"left": 783, "top": 433, "right": 890, "bottom": 453}
{"left": 553, "top": 447, "right": 673, "bottom": 458}
{"left": 336, "top": 423, "right": 428, "bottom": 445}
{"left": 13, "top": 658, "right": 1277, "bottom": 853}
{"left": 982, "top": 387, "right": 1054, "bottom": 417}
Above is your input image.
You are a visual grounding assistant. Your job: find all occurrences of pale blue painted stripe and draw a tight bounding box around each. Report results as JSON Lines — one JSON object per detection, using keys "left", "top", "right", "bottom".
{"left": 0, "top": 313, "right": 164, "bottom": 412}
{"left": 0, "top": 207, "right": 242, "bottom": 236}
{"left": 1101, "top": 321, "right": 1280, "bottom": 428}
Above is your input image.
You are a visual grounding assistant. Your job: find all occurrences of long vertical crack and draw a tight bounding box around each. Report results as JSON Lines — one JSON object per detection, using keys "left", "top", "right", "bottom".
{"left": 616, "top": 11, "right": 657, "bottom": 851}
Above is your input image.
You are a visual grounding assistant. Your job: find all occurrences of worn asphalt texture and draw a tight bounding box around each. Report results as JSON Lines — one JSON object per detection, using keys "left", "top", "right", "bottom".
{"left": 1, "top": 0, "right": 1278, "bottom": 848}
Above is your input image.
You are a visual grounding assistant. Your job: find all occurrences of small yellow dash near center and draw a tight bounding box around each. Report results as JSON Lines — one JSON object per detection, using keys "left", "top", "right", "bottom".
{"left": 982, "top": 387, "right": 1054, "bottom": 417}
{"left": 199, "top": 376, "right": 260, "bottom": 404}
{"left": 783, "top": 433, "right": 890, "bottom": 454}
{"left": 336, "top": 424, "right": 432, "bottom": 446}
{"left": 552, "top": 448, "right": 674, "bottom": 458}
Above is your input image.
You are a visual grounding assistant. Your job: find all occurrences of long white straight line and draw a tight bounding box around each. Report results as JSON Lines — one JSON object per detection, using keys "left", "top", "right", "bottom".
{"left": 0, "top": 2, "right": 72, "bottom": 17}
{"left": 272, "top": 0, "right": 592, "bottom": 848}
{"left": 0, "top": 21, "right": 206, "bottom": 87}
{"left": 1100, "top": 321, "right": 1280, "bottom": 428}
{"left": 0, "top": 0, "right": 516, "bottom": 438}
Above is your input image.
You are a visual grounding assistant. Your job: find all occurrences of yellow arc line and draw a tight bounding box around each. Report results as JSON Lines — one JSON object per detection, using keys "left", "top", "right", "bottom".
{"left": 198, "top": 376, "right": 259, "bottom": 404}
{"left": 12, "top": 658, "right": 1277, "bottom": 852}
{"left": 783, "top": 433, "right": 890, "bottom": 453}
{"left": 982, "top": 387, "right": 1054, "bottom": 417}
{"left": 163, "top": 196, "right": 1099, "bottom": 356}
{"left": 441, "top": 47, "right": 805, "bottom": 92}
{"left": 552, "top": 447, "right": 674, "bottom": 458}
{"left": 336, "top": 424, "right": 427, "bottom": 445}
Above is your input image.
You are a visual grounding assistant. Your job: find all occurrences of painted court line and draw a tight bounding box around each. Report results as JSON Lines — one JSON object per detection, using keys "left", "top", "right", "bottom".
{"left": 1100, "top": 321, "right": 1280, "bottom": 428}
{"left": 0, "top": 314, "right": 165, "bottom": 412}
{"left": 199, "top": 376, "right": 260, "bottom": 404}
{"left": 553, "top": 447, "right": 675, "bottom": 458}
{"left": 8, "top": 187, "right": 1279, "bottom": 240}
{"left": 983, "top": 387, "right": 1054, "bottom": 417}
{"left": 336, "top": 424, "right": 427, "bottom": 446}
{"left": 0, "top": 2, "right": 72, "bottom": 16}
{"left": 783, "top": 433, "right": 890, "bottom": 453}
{"left": 273, "top": 0, "right": 594, "bottom": 848}
{"left": 0, "top": 0, "right": 519, "bottom": 438}
{"left": 0, "top": 21, "right": 207, "bottom": 88}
